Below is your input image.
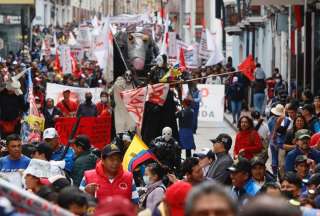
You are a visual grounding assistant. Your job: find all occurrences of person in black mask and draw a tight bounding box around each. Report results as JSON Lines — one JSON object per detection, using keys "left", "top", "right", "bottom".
{"left": 76, "top": 92, "right": 98, "bottom": 117}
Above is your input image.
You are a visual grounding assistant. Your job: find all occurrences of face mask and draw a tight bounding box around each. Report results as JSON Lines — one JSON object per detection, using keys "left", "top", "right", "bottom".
{"left": 281, "top": 190, "right": 294, "bottom": 199}
{"left": 253, "top": 120, "right": 258, "bottom": 126}
{"left": 162, "top": 127, "right": 172, "bottom": 142}
{"left": 101, "top": 96, "right": 108, "bottom": 103}
{"left": 85, "top": 96, "right": 92, "bottom": 103}
{"left": 143, "top": 175, "right": 150, "bottom": 185}
{"left": 275, "top": 79, "right": 280, "bottom": 83}
{"left": 36, "top": 104, "right": 41, "bottom": 109}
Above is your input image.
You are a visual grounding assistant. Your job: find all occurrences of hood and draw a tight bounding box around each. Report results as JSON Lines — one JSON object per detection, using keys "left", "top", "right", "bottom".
{"left": 95, "top": 160, "right": 124, "bottom": 179}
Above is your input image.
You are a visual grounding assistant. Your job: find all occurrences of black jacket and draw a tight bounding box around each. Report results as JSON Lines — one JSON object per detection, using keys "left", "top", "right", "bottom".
{"left": 43, "top": 107, "right": 62, "bottom": 129}
{"left": 76, "top": 102, "right": 98, "bottom": 117}
{"left": 0, "top": 90, "right": 27, "bottom": 121}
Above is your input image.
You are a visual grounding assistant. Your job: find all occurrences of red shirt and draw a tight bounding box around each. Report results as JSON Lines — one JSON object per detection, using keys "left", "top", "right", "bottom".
{"left": 234, "top": 130, "right": 263, "bottom": 160}
{"left": 96, "top": 102, "right": 111, "bottom": 116}
{"left": 56, "top": 99, "right": 78, "bottom": 117}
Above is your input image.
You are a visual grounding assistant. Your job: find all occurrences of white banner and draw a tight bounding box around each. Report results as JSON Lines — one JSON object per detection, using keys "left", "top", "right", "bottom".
{"left": 183, "top": 84, "right": 225, "bottom": 122}
{"left": 46, "top": 83, "right": 102, "bottom": 105}
{"left": 168, "top": 32, "right": 177, "bottom": 58}
{"left": 60, "top": 45, "right": 72, "bottom": 75}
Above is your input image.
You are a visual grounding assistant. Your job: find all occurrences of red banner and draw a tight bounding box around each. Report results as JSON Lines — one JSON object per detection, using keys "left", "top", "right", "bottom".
{"left": 55, "top": 116, "right": 112, "bottom": 150}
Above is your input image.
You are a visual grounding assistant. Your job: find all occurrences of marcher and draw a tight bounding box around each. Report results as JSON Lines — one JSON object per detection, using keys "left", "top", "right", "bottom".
{"left": 250, "top": 157, "right": 275, "bottom": 186}
{"left": 185, "top": 181, "right": 237, "bottom": 216}
{"left": 253, "top": 63, "right": 266, "bottom": 114}
{"left": 76, "top": 92, "right": 98, "bottom": 117}
{"left": 96, "top": 91, "right": 111, "bottom": 117}
{"left": 206, "top": 134, "right": 233, "bottom": 184}
{"left": 227, "top": 76, "right": 245, "bottom": 124}
{"left": 234, "top": 116, "right": 263, "bottom": 160}
{"left": 188, "top": 83, "right": 201, "bottom": 134}
{"left": 56, "top": 89, "right": 78, "bottom": 117}
{"left": 176, "top": 98, "right": 195, "bottom": 158}
{"left": 70, "top": 135, "right": 98, "bottom": 187}
{"left": 181, "top": 157, "right": 205, "bottom": 185}
{"left": 193, "top": 149, "right": 215, "bottom": 176}
{"left": 43, "top": 128, "right": 74, "bottom": 173}
{"left": 43, "top": 98, "right": 62, "bottom": 129}
{"left": 81, "top": 144, "right": 139, "bottom": 203}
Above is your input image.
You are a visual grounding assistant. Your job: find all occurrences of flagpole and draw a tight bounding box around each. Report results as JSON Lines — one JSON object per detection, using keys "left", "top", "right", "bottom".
{"left": 113, "top": 34, "right": 129, "bottom": 71}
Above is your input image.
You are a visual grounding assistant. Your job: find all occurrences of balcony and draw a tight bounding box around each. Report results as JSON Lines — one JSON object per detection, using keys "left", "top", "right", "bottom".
{"left": 224, "top": 3, "right": 242, "bottom": 35}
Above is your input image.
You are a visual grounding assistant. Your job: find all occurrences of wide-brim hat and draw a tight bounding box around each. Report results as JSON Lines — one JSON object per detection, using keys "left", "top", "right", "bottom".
{"left": 271, "top": 104, "right": 285, "bottom": 116}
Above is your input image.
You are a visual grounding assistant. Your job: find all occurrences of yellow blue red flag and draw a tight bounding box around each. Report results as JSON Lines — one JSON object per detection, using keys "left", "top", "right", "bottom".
{"left": 122, "top": 135, "right": 157, "bottom": 172}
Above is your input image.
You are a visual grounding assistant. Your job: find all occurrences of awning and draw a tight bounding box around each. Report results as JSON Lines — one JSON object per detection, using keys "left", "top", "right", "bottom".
{"left": 251, "top": 0, "right": 305, "bottom": 6}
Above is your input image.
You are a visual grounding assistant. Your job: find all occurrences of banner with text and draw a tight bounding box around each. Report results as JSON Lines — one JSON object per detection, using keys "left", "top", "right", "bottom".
{"left": 183, "top": 84, "right": 225, "bottom": 122}
{"left": 55, "top": 116, "right": 112, "bottom": 149}
{"left": 46, "top": 83, "right": 102, "bottom": 105}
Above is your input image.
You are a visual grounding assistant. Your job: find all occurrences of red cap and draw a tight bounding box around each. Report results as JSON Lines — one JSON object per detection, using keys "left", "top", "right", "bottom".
{"left": 165, "top": 181, "right": 192, "bottom": 216}
{"left": 310, "top": 132, "right": 320, "bottom": 147}
{"left": 94, "top": 195, "right": 136, "bottom": 216}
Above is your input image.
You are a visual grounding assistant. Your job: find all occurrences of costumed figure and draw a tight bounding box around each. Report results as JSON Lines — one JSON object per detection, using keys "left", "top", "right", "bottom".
{"left": 149, "top": 127, "right": 181, "bottom": 174}
{"left": 111, "top": 70, "right": 137, "bottom": 134}
{"left": 148, "top": 54, "right": 168, "bottom": 83}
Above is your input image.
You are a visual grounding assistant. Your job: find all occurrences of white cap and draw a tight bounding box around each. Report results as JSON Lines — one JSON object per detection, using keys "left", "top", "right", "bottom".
{"left": 43, "top": 128, "right": 58, "bottom": 139}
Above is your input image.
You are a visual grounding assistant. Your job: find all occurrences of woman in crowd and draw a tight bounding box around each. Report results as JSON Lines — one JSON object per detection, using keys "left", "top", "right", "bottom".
{"left": 140, "top": 163, "right": 168, "bottom": 212}
{"left": 234, "top": 116, "right": 263, "bottom": 160}
{"left": 283, "top": 114, "right": 308, "bottom": 153}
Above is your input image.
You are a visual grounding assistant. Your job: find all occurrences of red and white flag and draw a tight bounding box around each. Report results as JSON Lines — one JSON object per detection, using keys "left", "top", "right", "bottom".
{"left": 121, "top": 83, "right": 170, "bottom": 129}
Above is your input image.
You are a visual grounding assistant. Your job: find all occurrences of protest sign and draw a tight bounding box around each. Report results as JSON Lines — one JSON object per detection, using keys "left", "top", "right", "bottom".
{"left": 199, "top": 29, "right": 211, "bottom": 60}
{"left": 24, "top": 159, "right": 65, "bottom": 179}
{"left": 0, "top": 178, "right": 73, "bottom": 216}
{"left": 183, "top": 84, "right": 225, "bottom": 122}
{"left": 46, "top": 83, "right": 102, "bottom": 105}
{"left": 168, "top": 32, "right": 177, "bottom": 59}
{"left": 59, "top": 45, "right": 72, "bottom": 75}
{"left": 55, "top": 116, "right": 112, "bottom": 149}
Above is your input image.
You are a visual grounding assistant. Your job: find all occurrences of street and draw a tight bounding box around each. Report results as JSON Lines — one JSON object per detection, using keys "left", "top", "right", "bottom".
{"left": 192, "top": 119, "right": 236, "bottom": 157}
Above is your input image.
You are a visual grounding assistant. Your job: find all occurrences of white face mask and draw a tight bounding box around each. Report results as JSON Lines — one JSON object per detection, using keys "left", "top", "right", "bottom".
{"left": 143, "top": 175, "right": 150, "bottom": 185}
{"left": 162, "top": 127, "right": 172, "bottom": 142}
{"left": 253, "top": 120, "right": 258, "bottom": 126}
{"left": 101, "top": 96, "right": 108, "bottom": 103}
{"left": 36, "top": 104, "right": 41, "bottom": 109}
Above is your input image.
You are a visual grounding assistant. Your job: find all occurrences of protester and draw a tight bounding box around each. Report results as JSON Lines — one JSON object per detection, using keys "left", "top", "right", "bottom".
{"left": 294, "top": 155, "right": 309, "bottom": 181}
{"left": 43, "top": 128, "right": 74, "bottom": 172}
{"left": 250, "top": 157, "right": 275, "bottom": 186}
{"left": 56, "top": 89, "right": 78, "bottom": 117}
{"left": 228, "top": 158, "right": 261, "bottom": 202}
{"left": 71, "top": 135, "right": 98, "bottom": 187}
{"left": 185, "top": 181, "right": 237, "bottom": 216}
{"left": 281, "top": 171, "right": 302, "bottom": 200}
{"left": 284, "top": 114, "right": 308, "bottom": 153}
{"left": 57, "top": 186, "right": 88, "bottom": 215}
{"left": 176, "top": 98, "right": 195, "bottom": 158}
{"left": 193, "top": 149, "right": 215, "bottom": 176}
{"left": 76, "top": 92, "right": 98, "bottom": 117}
{"left": 206, "top": 134, "right": 233, "bottom": 184}
{"left": 140, "top": 163, "right": 168, "bottom": 212}
{"left": 181, "top": 157, "right": 205, "bottom": 185}
{"left": 285, "top": 129, "right": 320, "bottom": 172}
{"left": 163, "top": 181, "right": 192, "bottom": 216}
{"left": 301, "top": 104, "right": 320, "bottom": 133}
{"left": 0, "top": 134, "right": 30, "bottom": 187}
{"left": 81, "top": 144, "right": 139, "bottom": 203}
{"left": 96, "top": 91, "right": 111, "bottom": 117}
{"left": 234, "top": 116, "right": 263, "bottom": 160}
{"left": 227, "top": 76, "right": 244, "bottom": 124}
{"left": 188, "top": 83, "right": 201, "bottom": 134}
{"left": 252, "top": 63, "right": 266, "bottom": 114}
{"left": 43, "top": 98, "right": 62, "bottom": 129}
{"left": 259, "top": 182, "right": 282, "bottom": 197}
{"left": 314, "top": 96, "right": 320, "bottom": 118}
{"left": 95, "top": 195, "right": 136, "bottom": 216}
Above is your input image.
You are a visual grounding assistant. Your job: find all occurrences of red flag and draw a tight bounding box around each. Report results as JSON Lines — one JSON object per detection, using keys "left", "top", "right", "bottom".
{"left": 71, "top": 53, "right": 81, "bottom": 78}
{"left": 179, "top": 47, "right": 186, "bottom": 70}
{"left": 293, "top": 5, "right": 303, "bottom": 29}
{"left": 238, "top": 54, "right": 256, "bottom": 81}
{"left": 54, "top": 49, "right": 62, "bottom": 73}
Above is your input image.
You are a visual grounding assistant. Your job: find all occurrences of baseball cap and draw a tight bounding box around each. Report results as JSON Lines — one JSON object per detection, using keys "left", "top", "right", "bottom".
{"left": 227, "top": 158, "right": 251, "bottom": 173}
{"left": 43, "top": 128, "right": 58, "bottom": 139}
{"left": 295, "top": 155, "right": 308, "bottom": 165}
{"left": 74, "top": 135, "right": 91, "bottom": 150}
{"left": 295, "top": 129, "right": 311, "bottom": 140}
{"left": 251, "top": 156, "right": 265, "bottom": 167}
{"left": 165, "top": 181, "right": 192, "bottom": 216}
{"left": 210, "top": 134, "right": 232, "bottom": 151}
{"left": 101, "top": 143, "right": 122, "bottom": 158}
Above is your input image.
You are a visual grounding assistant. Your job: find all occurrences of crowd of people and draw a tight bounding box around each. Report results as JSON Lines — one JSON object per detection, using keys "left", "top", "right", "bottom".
{"left": 1, "top": 22, "right": 320, "bottom": 216}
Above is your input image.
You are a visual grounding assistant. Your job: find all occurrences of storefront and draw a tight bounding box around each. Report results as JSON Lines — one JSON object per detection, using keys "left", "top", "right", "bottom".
{"left": 0, "top": 0, "right": 35, "bottom": 57}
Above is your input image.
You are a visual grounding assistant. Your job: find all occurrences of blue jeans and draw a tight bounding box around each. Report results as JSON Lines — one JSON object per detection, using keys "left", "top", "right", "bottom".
{"left": 253, "top": 93, "right": 265, "bottom": 114}
{"left": 231, "top": 100, "right": 242, "bottom": 123}
{"left": 270, "top": 143, "right": 279, "bottom": 176}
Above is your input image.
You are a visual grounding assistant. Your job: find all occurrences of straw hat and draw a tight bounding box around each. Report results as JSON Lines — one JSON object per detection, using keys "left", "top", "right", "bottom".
{"left": 271, "top": 104, "right": 285, "bottom": 116}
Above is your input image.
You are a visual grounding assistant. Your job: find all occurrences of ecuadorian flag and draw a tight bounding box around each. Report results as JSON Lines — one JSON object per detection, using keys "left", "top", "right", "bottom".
{"left": 122, "top": 135, "right": 157, "bottom": 172}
